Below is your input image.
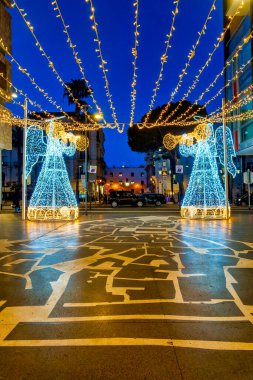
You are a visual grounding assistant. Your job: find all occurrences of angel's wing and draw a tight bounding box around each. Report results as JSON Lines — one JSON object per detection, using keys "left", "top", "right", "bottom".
{"left": 26, "top": 125, "right": 47, "bottom": 177}
{"left": 215, "top": 126, "right": 237, "bottom": 178}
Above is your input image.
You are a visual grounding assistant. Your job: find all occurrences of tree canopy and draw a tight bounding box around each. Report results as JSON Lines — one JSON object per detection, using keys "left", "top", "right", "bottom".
{"left": 63, "top": 78, "right": 92, "bottom": 115}
{"left": 127, "top": 100, "right": 207, "bottom": 153}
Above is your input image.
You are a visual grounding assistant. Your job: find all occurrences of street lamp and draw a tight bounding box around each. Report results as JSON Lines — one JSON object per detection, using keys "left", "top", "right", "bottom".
{"left": 84, "top": 112, "right": 103, "bottom": 216}
{"left": 94, "top": 113, "right": 103, "bottom": 120}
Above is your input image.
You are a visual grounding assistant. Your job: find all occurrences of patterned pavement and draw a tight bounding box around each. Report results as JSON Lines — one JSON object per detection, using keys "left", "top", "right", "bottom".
{"left": 0, "top": 213, "right": 253, "bottom": 378}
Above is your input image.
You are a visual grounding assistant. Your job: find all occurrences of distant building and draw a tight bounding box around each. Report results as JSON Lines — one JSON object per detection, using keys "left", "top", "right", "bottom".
{"left": 78, "top": 128, "right": 106, "bottom": 201}
{"left": 224, "top": 0, "right": 253, "bottom": 194}
{"left": 0, "top": 0, "right": 12, "bottom": 205}
{"left": 104, "top": 166, "right": 147, "bottom": 193}
{"left": 144, "top": 148, "right": 193, "bottom": 202}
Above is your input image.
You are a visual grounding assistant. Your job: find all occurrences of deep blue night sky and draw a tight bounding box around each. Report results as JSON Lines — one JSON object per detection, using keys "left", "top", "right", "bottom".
{"left": 9, "top": 0, "right": 224, "bottom": 167}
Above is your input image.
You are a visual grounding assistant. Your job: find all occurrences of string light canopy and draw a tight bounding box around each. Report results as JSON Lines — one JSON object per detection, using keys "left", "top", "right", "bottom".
{"left": 0, "top": 41, "right": 101, "bottom": 130}
{"left": 165, "top": 50, "right": 253, "bottom": 127}
{"left": 12, "top": 0, "right": 105, "bottom": 127}
{"left": 153, "top": 0, "right": 217, "bottom": 126}
{"left": 84, "top": 0, "right": 120, "bottom": 131}
{"left": 142, "top": 0, "right": 180, "bottom": 127}
{"left": 163, "top": 0, "right": 245, "bottom": 125}
{"left": 50, "top": 0, "right": 108, "bottom": 127}
{"left": 129, "top": 0, "right": 140, "bottom": 126}
{"left": 168, "top": 34, "right": 253, "bottom": 126}
{"left": 4, "top": 0, "right": 253, "bottom": 136}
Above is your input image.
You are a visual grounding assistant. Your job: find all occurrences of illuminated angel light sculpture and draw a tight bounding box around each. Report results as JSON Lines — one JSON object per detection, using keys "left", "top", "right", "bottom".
{"left": 163, "top": 120, "right": 237, "bottom": 219}
{"left": 26, "top": 121, "right": 79, "bottom": 221}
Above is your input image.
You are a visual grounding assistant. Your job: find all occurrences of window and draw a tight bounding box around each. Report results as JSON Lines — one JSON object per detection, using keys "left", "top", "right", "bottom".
{"left": 241, "top": 122, "right": 253, "bottom": 142}
{"left": 239, "top": 66, "right": 252, "bottom": 92}
{"left": 119, "top": 172, "right": 122, "bottom": 177}
{"left": 110, "top": 181, "right": 113, "bottom": 185}
{"left": 110, "top": 172, "right": 113, "bottom": 177}
{"left": 0, "top": 61, "right": 7, "bottom": 91}
{"left": 131, "top": 172, "right": 134, "bottom": 177}
{"left": 141, "top": 172, "right": 145, "bottom": 177}
{"left": 141, "top": 180, "right": 144, "bottom": 186}
{"left": 228, "top": 17, "right": 251, "bottom": 56}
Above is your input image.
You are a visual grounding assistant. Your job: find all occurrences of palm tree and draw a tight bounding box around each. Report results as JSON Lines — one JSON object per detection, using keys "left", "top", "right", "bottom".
{"left": 12, "top": 126, "right": 23, "bottom": 185}
{"left": 64, "top": 79, "right": 92, "bottom": 115}
{"left": 63, "top": 79, "right": 92, "bottom": 202}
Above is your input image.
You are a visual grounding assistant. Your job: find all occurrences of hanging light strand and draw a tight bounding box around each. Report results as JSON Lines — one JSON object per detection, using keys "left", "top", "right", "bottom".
{"left": 129, "top": 0, "right": 140, "bottom": 126}
{"left": 205, "top": 83, "right": 253, "bottom": 124}
{"left": 163, "top": 0, "right": 245, "bottom": 125}
{"left": 84, "top": 0, "right": 119, "bottom": 130}
{"left": 12, "top": 0, "right": 101, "bottom": 126}
{"left": 142, "top": 0, "right": 180, "bottom": 127}
{"left": 0, "top": 43, "right": 101, "bottom": 130}
{"left": 154, "top": 0, "right": 217, "bottom": 126}
{"left": 50, "top": 0, "right": 107, "bottom": 126}
{"left": 169, "top": 33, "right": 253, "bottom": 125}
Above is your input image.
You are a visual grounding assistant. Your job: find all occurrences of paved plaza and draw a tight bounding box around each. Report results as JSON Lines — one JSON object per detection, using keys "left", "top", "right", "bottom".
{"left": 0, "top": 210, "right": 253, "bottom": 379}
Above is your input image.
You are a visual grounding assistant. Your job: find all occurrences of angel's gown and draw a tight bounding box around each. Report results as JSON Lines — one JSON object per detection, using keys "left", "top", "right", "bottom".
{"left": 28, "top": 134, "right": 78, "bottom": 220}
{"left": 180, "top": 135, "right": 227, "bottom": 218}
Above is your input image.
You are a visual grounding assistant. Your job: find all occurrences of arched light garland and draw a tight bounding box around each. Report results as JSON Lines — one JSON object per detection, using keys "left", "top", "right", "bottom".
{"left": 208, "top": 82, "right": 253, "bottom": 122}
{"left": 84, "top": 0, "right": 120, "bottom": 130}
{"left": 1, "top": 73, "right": 111, "bottom": 133}
{"left": 168, "top": 33, "right": 253, "bottom": 126}
{"left": 12, "top": 0, "right": 101, "bottom": 127}
{"left": 154, "top": 0, "right": 217, "bottom": 126}
{"left": 0, "top": 41, "right": 108, "bottom": 130}
{"left": 172, "top": 56, "right": 253, "bottom": 126}
{"left": 162, "top": 0, "right": 245, "bottom": 125}
{"left": 26, "top": 122, "right": 79, "bottom": 221}
{"left": 141, "top": 0, "right": 180, "bottom": 127}
{"left": 0, "top": 39, "right": 90, "bottom": 128}
{"left": 129, "top": 0, "right": 140, "bottom": 126}
{"left": 50, "top": 0, "right": 108, "bottom": 127}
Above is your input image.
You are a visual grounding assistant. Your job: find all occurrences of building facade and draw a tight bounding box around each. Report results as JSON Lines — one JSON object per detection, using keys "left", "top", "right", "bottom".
{"left": 144, "top": 148, "right": 194, "bottom": 203}
{"left": 104, "top": 166, "right": 147, "bottom": 193}
{"left": 76, "top": 129, "right": 106, "bottom": 201}
{"left": 0, "top": 0, "right": 12, "bottom": 207}
{"left": 224, "top": 0, "right": 253, "bottom": 195}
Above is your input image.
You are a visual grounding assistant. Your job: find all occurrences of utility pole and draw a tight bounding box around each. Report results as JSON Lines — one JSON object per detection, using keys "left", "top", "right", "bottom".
{"left": 22, "top": 98, "right": 28, "bottom": 220}
{"left": 222, "top": 98, "right": 229, "bottom": 220}
{"left": 247, "top": 168, "right": 251, "bottom": 210}
{"left": 84, "top": 128, "right": 88, "bottom": 216}
{"left": 0, "top": 148, "right": 2, "bottom": 213}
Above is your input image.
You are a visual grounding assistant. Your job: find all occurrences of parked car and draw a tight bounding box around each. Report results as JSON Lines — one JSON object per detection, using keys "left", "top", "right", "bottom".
{"left": 143, "top": 193, "right": 166, "bottom": 206}
{"left": 235, "top": 193, "right": 253, "bottom": 206}
{"left": 108, "top": 191, "right": 146, "bottom": 208}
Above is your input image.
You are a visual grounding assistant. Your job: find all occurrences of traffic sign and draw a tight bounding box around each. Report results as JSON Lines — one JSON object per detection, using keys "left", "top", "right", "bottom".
{"left": 243, "top": 171, "right": 253, "bottom": 184}
{"left": 81, "top": 174, "right": 86, "bottom": 187}
{"left": 176, "top": 165, "right": 183, "bottom": 174}
{"left": 89, "top": 165, "right": 97, "bottom": 174}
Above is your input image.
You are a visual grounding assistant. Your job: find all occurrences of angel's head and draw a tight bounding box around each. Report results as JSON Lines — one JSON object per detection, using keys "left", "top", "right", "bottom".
{"left": 193, "top": 116, "right": 213, "bottom": 141}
